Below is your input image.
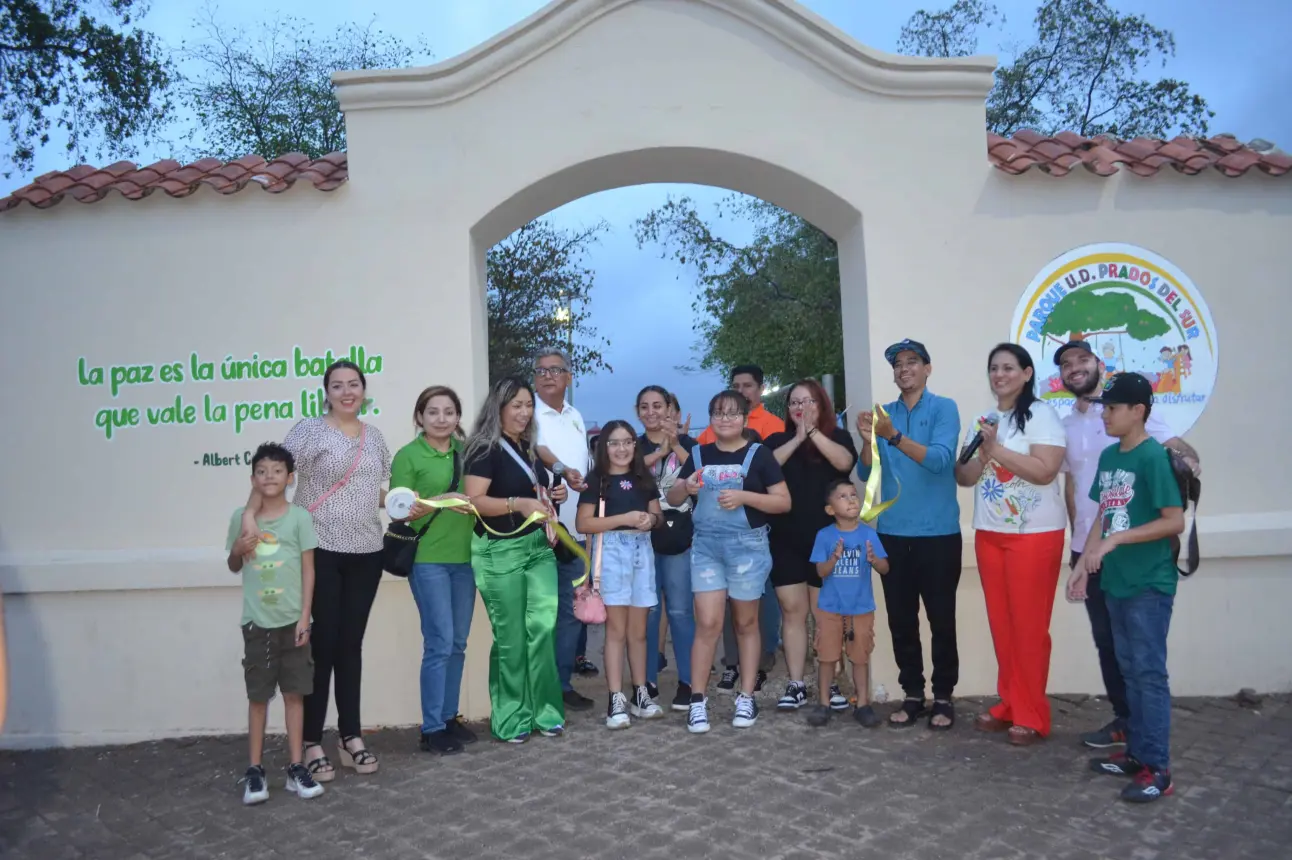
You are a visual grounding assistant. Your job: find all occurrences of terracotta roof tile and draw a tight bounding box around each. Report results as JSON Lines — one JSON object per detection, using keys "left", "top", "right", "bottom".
{"left": 988, "top": 131, "right": 1291, "bottom": 177}
{"left": 1, "top": 131, "right": 1285, "bottom": 213}
{"left": 0, "top": 152, "right": 348, "bottom": 212}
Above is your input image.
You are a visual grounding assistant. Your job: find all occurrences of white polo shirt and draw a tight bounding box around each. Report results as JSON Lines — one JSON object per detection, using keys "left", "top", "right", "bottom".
{"left": 535, "top": 397, "right": 589, "bottom": 539}
{"left": 1063, "top": 403, "right": 1174, "bottom": 548}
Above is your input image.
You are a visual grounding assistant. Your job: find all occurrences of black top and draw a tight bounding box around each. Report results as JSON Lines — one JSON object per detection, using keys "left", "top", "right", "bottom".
{"left": 677, "top": 442, "right": 785, "bottom": 529}
{"left": 464, "top": 436, "right": 550, "bottom": 540}
{"left": 578, "top": 469, "right": 657, "bottom": 530}
{"left": 638, "top": 433, "right": 698, "bottom": 461}
{"left": 763, "top": 427, "right": 858, "bottom": 551}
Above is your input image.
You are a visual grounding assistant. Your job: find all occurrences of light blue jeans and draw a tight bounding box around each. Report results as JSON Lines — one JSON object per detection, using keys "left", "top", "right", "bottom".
{"left": 409, "top": 562, "right": 476, "bottom": 734}
{"left": 647, "top": 551, "right": 696, "bottom": 687}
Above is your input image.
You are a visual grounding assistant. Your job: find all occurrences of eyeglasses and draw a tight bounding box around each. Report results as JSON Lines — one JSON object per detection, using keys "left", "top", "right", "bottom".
{"left": 710, "top": 411, "right": 744, "bottom": 421}
{"left": 606, "top": 439, "right": 636, "bottom": 450}
{"left": 788, "top": 398, "right": 816, "bottom": 408}
{"left": 533, "top": 367, "right": 569, "bottom": 378}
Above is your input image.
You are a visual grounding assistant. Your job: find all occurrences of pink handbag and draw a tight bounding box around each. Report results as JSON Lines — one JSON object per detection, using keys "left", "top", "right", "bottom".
{"left": 573, "top": 498, "right": 607, "bottom": 625}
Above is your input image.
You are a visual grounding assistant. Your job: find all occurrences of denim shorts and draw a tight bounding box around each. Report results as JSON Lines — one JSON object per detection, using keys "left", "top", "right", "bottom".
{"left": 596, "top": 531, "right": 657, "bottom": 608}
{"left": 690, "top": 527, "right": 772, "bottom": 602}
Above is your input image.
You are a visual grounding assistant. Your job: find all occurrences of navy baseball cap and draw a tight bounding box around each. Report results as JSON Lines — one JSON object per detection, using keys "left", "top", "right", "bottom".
{"left": 1053, "top": 339, "right": 1095, "bottom": 367}
{"left": 1096, "top": 372, "right": 1154, "bottom": 407}
{"left": 884, "top": 339, "right": 931, "bottom": 365}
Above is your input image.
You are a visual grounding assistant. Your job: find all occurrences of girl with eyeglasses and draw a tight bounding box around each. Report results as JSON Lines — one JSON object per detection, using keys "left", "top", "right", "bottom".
{"left": 576, "top": 420, "right": 666, "bottom": 728}
{"left": 667, "top": 390, "right": 790, "bottom": 733}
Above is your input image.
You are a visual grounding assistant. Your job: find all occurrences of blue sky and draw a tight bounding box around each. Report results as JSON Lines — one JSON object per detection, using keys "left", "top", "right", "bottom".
{"left": 14, "top": 0, "right": 1291, "bottom": 430}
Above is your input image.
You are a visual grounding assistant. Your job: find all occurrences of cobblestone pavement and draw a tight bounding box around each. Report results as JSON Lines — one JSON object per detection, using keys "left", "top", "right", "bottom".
{"left": 1, "top": 679, "right": 1288, "bottom": 860}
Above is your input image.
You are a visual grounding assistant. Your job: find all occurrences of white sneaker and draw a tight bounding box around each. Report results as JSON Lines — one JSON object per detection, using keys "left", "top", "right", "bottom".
{"left": 606, "top": 691, "right": 631, "bottom": 729}
{"left": 687, "top": 698, "right": 711, "bottom": 734}
{"left": 285, "top": 763, "right": 324, "bottom": 799}
{"left": 777, "top": 681, "right": 807, "bottom": 711}
{"left": 732, "top": 693, "right": 759, "bottom": 728}
{"left": 630, "top": 685, "right": 664, "bottom": 720}
{"left": 829, "top": 683, "right": 849, "bottom": 711}
{"left": 241, "top": 765, "right": 269, "bottom": 805}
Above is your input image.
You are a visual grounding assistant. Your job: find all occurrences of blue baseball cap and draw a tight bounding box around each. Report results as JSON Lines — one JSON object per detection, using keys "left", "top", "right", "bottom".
{"left": 884, "top": 339, "right": 931, "bottom": 365}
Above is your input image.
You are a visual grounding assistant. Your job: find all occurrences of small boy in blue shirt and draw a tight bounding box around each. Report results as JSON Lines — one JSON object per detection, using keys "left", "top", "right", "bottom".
{"left": 808, "top": 479, "right": 889, "bottom": 728}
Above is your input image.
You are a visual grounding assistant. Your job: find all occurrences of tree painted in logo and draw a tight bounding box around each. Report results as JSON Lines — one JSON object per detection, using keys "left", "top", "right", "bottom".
{"left": 1042, "top": 289, "right": 1169, "bottom": 345}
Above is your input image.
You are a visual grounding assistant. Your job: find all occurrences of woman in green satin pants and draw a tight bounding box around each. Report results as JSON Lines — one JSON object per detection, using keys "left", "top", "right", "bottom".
{"left": 464, "top": 377, "right": 569, "bottom": 743}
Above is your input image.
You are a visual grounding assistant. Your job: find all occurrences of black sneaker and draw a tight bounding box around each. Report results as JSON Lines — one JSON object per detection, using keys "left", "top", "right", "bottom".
{"left": 284, "top": 762, "right": 324, "bottom": 799}
{"left": 753, "top": 670, "right": 768, "bottom": 693}
{"left": 446, "top": 715, "right": 478, "bottom": 745}
{"left": 563, "top": 689, "right": 594, "bottom": 711}
{"left": 1121, "top": 767, "right": 1173, "bottom": 803}
{"left": 687, "top": 696, "right": 711, "bottom": 734}
{"left": 853, "top": 704, "right": 881, "bottom": 728}
{"left": 732, "top": 693, "right": 759, "bottom": 728}
{"left": 828, "top": 683, "right": 849, "bottom": 711}
{"left": 606, "top": 691, "right": 630, "bottom": 730}
{"left": 646, "top": 681, "right": 659, "bottom": 700}
{"left": 1090, "top": 752, "right": 1147, "bottom": 777}
{"left": 716, "top": 666, "right": 739, "bottom": 694}
{"left": 777, "top": 681, "right": 807, "bottom": 711}
{"left": 806, "top": 704, "right": 832, "bottom": 727}
{"left": 240, "top": 765, "right": 268, "bottom": 806}
{"left": 671, "top": 682, "right": 692, "bottom": 712}
{"left": 1080, "top": 718, "right": 1128, "bottom": 749}
{"left": 630, "top": 685, "right": 664, "bottom": 719}
{"left": 420, "top": 729, "right": 464, "bottom": 755}
{"left": 575, "top": 656, "right": 600, "bottom": 677}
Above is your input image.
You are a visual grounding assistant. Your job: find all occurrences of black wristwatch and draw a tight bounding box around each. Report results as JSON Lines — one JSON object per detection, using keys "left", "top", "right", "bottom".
{"left": 888, "top": 430, "right": 904, "bottom": 448}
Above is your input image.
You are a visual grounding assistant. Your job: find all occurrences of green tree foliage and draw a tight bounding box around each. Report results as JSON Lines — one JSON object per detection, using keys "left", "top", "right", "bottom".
{"left": 898, "top": 0, "right": 1213, "bottom": 138}
{"left": 180, "top": 13, "right": 428, "bottom": 160}
{"left": 488, "top": 220, "right": 612, "bottom": 384}
{"left": 1041, "top": 289, "right": 1170, "bottom": 343}
{"left": 635, "top": 196, "right": 843, "bottom": 396}
{"left": 1, "top": 0, "right": 173, "bottom": 177}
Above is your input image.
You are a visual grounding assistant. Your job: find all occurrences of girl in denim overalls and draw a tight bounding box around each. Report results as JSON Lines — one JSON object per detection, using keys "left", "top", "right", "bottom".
{"left": 667, "top": 390, "right": 791, "bottom": 733}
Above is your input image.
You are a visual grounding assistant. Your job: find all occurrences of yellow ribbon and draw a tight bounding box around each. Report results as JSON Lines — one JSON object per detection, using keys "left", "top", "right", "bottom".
{"left": 859, "top": 404, "right": 901, "bottom": 524}
{"left": 408, "top": 496, "right": 591, "bottom": 585}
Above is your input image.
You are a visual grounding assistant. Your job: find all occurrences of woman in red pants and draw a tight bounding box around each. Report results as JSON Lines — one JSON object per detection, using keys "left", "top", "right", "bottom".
{"left": 956, "top": 343, "right": 1067, "bottom": 746}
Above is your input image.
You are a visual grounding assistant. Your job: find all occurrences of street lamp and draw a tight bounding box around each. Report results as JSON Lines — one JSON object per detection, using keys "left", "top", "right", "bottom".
{"left": 555, "top": 295, "right": 575, "bottom": 405}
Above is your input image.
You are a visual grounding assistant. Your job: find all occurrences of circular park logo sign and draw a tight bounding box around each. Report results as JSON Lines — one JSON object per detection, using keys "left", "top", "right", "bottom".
{"left": 1011, "top": 243, "right": 1218, "bottom": 435}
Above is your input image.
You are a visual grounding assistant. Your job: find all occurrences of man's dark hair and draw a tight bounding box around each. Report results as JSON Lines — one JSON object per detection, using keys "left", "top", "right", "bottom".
{"left": 730, "top": 364, "right": 764, "bottom": 386}
{"left": 251, "top": 442, "right": 295, "bottom": 473}
{"left": 824, "top": 477, "right": 854, "bottom": 503}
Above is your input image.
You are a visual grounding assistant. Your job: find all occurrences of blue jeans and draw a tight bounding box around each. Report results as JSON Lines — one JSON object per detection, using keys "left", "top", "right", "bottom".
{"left": 1072, "top": 553, "right": 1130, "bottom": 722}
{"left": 647, "top": 551, "right": 696, "bottom": 686}
{"left": 556, "top": 554, "right": 584, "bottom": 691}
{"left": 408, "top": 563, "right": 476, "bottom": 734}
{"left": 1107, "top": 589, "right": 1174, "bottom": 771}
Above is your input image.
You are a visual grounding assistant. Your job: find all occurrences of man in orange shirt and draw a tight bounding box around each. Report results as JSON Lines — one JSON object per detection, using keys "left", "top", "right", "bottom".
{"left": 698, "top": 365, "right": 787, "bottom": 691}
{"left": 696, "top": 365, "right": 785, "bottom": 445}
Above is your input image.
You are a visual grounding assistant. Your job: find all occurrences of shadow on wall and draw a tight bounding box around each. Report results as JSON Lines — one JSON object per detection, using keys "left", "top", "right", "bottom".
{"left": 973, "top": 169, "right": 1292, "bottom": 219}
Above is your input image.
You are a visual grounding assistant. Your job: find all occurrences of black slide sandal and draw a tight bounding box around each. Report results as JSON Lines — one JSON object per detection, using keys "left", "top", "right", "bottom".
{"left": 889, "top": 697, "right": 927, "bottom": 728}
{"left": 928, "top": 699, "right": 955, "bottom": 731}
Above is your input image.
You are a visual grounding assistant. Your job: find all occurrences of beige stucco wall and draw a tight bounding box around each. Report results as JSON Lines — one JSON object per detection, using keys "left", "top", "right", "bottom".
{"left": 2, "top": 0, "right": 1288, "bottom": 747}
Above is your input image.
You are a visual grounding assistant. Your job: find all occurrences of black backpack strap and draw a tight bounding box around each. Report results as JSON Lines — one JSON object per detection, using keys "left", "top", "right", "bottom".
{"left": 414, "top": 448, "right": 461, "bottom": 539}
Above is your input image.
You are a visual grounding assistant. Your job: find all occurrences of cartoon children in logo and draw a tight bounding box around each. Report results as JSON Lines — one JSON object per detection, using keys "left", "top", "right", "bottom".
{"left": 251, "top": 530, "right": 287, "bottom": 606}
{"left": 1154, "top": 346, "right": 1183, "bottom": 394}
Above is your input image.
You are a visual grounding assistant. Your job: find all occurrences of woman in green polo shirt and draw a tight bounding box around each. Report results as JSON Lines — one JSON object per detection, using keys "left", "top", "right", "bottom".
{"left": 390, "top": 386, "right": 477, "bottom": 756}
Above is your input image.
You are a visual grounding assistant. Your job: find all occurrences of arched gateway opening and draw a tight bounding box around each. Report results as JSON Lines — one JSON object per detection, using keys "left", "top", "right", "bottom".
{"left": 333, "top": 0, "right": 995, "bottom": 718}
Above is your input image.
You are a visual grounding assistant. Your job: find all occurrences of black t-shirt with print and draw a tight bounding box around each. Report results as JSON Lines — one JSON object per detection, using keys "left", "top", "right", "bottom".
{"left": 763, "top": 427, "right": 858, "bottom": 552}
{"left": 578, "top": 469, "right": 657, "bottom": 530}
{"left": 465, "top": 437, "right": 551, "bottom": 540}
{"left": 677, "top": 442, "right": 785, "bottom": 529}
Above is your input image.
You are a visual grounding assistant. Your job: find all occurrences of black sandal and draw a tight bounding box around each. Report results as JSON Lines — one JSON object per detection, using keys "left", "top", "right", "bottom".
{"left": 888, "top": 697, "right": 927, "bottom": 728}
{"left": 338, "top": 735, "right": 379, "bottom": 774}
{"left": 928, "top": 699, "right": 955, "bottom": 731}
{"left": 304, "top": 745, "right": 336, "bottom": 783}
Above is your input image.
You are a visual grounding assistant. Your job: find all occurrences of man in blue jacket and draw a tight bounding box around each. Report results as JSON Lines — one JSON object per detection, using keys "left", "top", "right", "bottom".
{"left": 856, "top": 339, "right": 962, "bottom": 730}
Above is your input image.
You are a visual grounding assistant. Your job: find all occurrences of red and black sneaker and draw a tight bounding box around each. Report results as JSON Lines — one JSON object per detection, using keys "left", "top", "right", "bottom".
{"left": 1089, "top": 752, "right": 1146, "bottom": 777}
{"left": 1120, "top": 767, "right": 1173, "bottom": 803}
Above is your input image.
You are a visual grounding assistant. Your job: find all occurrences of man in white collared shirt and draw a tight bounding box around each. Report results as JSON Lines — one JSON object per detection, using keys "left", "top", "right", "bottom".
{"left": 1056, "top": 340, "right": 1199, "bottom": 752}
{"left": 532, "top": 348, "right": 595, "bottom": 711}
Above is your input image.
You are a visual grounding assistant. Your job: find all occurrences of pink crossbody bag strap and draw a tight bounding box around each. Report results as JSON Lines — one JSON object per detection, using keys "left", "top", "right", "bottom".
{"left": 592, "top": 497, "right": 606, "bottom": 592}
{"left": 308, "top": 424, "right": 366, "bottom": 514}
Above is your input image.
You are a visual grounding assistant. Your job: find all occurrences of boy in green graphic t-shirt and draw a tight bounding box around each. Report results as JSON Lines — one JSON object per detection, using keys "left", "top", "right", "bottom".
{"left": 1067, "top": 373, "right": 1184, "bottom": 805}
{"left": 226, "top": 442, "right": 323, "bottom": 806}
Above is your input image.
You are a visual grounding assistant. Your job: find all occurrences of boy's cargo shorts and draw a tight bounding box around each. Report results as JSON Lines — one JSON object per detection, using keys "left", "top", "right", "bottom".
{"left": 242, "top": 621, "right": 313, "bottom": 702}
{"left": 812, "top": 608, "right": 876, "bottom": 665}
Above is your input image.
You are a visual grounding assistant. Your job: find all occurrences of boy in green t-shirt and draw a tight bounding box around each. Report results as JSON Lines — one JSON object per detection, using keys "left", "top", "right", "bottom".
{"left": 226, "top": 443, "right": 323, "bottom": 805}
{"left": 1066, "top": 373, "right": 1184, "bottom": 804}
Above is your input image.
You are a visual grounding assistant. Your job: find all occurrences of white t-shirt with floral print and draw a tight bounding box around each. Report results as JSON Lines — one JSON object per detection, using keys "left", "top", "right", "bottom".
{"left": 283, "top": 417, "right": 392, "bottom": 553}
{"left": 967, "top": 401, "right": 1067, "bottom": 535}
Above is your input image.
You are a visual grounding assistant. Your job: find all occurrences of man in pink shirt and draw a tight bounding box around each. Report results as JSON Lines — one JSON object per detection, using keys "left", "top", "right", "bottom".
{"left": 1056, "top": 340, "right": 1200, "bottom": 751}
